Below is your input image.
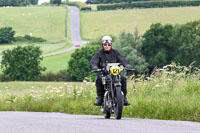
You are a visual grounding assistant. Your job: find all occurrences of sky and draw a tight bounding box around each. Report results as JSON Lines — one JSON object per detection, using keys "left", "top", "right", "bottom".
{"left": 38, "top": 0, "right": 87, "bottom": 5}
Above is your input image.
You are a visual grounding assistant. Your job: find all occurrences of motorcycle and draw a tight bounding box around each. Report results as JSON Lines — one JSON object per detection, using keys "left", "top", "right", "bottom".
{"left": 92, "top": 63, "right": 133, "bottom": 119}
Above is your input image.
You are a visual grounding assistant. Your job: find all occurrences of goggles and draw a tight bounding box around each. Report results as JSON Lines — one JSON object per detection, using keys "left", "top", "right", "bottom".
{"left": 103, "top": 43, "right": 112, "bottom": 47}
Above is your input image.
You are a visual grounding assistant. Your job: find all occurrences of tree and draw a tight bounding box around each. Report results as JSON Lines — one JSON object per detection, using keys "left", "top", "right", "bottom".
{"left": 67, "top": 45, "right": 101, "bottom": 81}
{"left": 1, "top": 45, "right": 46, "bottom": 81}
{"left": 171, "top": 20, "right": 200, "bottom": 66}
{"left": 50, "top": 0, "right": 61, "bottom": 4}
{"left": 0, "top": 27, "right": 15, "bottom": 44}
{"left": 113, "top": 29, "right": 148, "bottom": 73}
{"left": 141, "top": 23, "right": 175, "bottom": 70}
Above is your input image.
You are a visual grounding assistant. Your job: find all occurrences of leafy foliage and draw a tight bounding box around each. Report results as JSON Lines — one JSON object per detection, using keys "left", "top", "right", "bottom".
{"left": 171, "top": 20, "right": 200, "bottom": 66}
{"left": 50, "top": 0, "right": 61, "bottom": 4}
{"left": 141, "top": 20, "right": 200, "bottom": 70}
{"left": 0, "top": 27, "right": 15, "bottom": 44}
{"left": 0, "top": 0, "right": 38, "bottom": 6}
{"left": 1, "top": 45, "right": 46, "bottom": 81}
{"left": 15, "top": 35, "right": 46, "bottom": 43}
{"left": 67, "top": 45, "right": 101, "bottom": 81}
{"left": 96, "top": 1, "right": 200, "bottom": 11}
{"left": 39, "top": 70, "right": 71, "bottom": 82}
{"left": 141, "top": 23, "right": 175, "bottom": 70}
{"left": 113, "top": 29, "right": 148, "bottom": 73}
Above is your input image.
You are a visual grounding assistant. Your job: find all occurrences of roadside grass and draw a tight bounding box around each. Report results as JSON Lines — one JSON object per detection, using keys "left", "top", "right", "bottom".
{"left": 42, "top": 50, "right": 75, "bottom": 73}
{"left": 81, "top": 6, "right": 200, "bottom": 39}
{"left": 0, "top": 6, "right": 66, "bottom": 42}
{"left": 1, "top": 64, "right": 200, "bottom": 121}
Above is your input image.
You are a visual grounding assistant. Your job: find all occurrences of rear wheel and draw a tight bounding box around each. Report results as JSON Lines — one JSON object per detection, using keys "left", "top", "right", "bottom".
{"left": 114, "top": 86, "right": 123, "bottom": 119}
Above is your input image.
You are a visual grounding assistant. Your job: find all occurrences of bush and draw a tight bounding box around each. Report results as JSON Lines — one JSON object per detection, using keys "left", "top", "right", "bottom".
{"left": 1, "top": 45, "right": 46, "bottom": 81}
{"left": 39, "top": 70, "right": 71, "bottom": 81}
{"left": 67, "top": 45, "right": 101, "bottom": 81}
{"left": 50, "top": 0, "right": 61, "bottom": 5}
{"left": 15, "top": 35, "right": 46, "bottom": 43}
{"left": 0, "top": 0, "right": 38, "bottom": 6}
{"left": 97, "top": 1, "right": 200, "bottom": 11}
{"left": 0, "top": 27, "right": 15, "bottom": 44}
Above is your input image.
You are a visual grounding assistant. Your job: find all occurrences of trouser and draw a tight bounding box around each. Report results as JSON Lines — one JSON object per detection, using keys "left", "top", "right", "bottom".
{"left": 95, "top": 73, "right": 127, "bottom": 96}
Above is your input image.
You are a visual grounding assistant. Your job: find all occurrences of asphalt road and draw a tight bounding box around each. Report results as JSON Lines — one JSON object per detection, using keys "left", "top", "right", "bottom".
{"left": 42, "top": 6, "right": 87, "bottom": 57}
{"left": 0, "top": 111, "right": 200, "bottom": 133}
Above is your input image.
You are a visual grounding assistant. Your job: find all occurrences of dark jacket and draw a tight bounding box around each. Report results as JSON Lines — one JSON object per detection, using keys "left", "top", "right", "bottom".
{"left": 90, "top": 48, "right": 128, "bottom": 70}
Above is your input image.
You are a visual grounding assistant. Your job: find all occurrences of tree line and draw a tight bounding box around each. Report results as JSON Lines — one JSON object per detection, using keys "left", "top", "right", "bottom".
{"left": 86, "top": 0, "right": 148, "bottom": 4}
{"left": 97, "top": 1, "right": 200, "bottom": 11}
{"left": 0, "top": 0, "right": 38, "bottom": 6}
{"left": 0, "top": 20, "right": 200, "bottom": 81}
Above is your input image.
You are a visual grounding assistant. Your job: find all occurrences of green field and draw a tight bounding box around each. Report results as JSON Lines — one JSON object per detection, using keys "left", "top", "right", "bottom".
{"left": 82, "top": 6, "right": 200, "bottom": 39}
{"left": 42, "top": 49, "right": 74, "bottom": 73}
{"left": 0, "top": 6, "right": 66, "bottom": 42}
{"left": 0, "top": 6, "right": 74, "bottom": 74}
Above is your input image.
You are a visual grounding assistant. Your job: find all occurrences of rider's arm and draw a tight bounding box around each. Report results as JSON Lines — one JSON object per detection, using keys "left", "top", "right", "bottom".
{"left": 90, "top": 52, "right": 100, "bottom": 70}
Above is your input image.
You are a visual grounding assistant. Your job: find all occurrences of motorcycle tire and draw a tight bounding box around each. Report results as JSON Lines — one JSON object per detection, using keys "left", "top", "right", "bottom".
{"left": 104, "top": 93, "right": 111, "bottom": 119}
{"left": 114, "top": 86, "right": 124, "bottom": 119}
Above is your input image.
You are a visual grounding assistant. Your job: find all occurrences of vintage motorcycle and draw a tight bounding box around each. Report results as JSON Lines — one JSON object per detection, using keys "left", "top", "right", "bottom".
{"left": 92, "top": 63, "right": 132, "bottom": 119}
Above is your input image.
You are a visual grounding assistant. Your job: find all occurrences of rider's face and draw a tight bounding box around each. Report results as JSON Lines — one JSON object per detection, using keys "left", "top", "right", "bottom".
{"left": 103, "top": 43, "right": 112, "bottom": 51}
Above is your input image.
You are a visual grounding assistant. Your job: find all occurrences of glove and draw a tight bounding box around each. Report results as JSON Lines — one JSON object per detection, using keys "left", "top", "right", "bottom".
{"left": 125, "top": 64, "right": 133, "bottom": 70}
{"left": 91, "top": 66, "right": 98, "bottom": 71}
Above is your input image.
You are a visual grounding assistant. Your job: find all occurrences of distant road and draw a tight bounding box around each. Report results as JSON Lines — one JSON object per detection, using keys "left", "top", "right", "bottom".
{"left": 0, "top": 111, "right": 200, "bottom": 133}
{"left": 42, "top": 6, "right": 87, "bottom": 57}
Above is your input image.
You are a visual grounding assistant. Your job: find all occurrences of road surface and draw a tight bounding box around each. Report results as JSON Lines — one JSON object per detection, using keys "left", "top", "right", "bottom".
{"left": 42, "top": 6, "right": 87, "bottom": 57}
{"left": 0, "top": 111, "right": 200, "bottom": 133}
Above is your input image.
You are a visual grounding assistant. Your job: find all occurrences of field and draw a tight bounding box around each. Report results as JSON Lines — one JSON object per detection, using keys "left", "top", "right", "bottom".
{"left": 0, "top": 6, "right": 66, "bottom": 42}
{"left": 0, "top": 6, "right": 72, "bottom": 73}
{"left": 1, "top": 65, "right": 200, "bottom": 121}
{"left": 81, "top": 6, "right": 200, "bottom": 39}
{"left": 42, "top": 49, "right": 74, "bottom": 73}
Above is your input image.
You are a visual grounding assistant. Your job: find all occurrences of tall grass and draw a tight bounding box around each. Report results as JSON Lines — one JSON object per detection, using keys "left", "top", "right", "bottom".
{"left": 81, "top": 7, "right": 200, "bottom": 39}
{"left": 1, "top": 64, "right": 200, "bottom": 121}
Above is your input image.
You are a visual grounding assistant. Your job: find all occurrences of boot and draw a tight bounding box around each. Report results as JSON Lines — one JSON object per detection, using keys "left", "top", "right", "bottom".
{"left": 94, "top": 95, "right": 103, "bottom": 106}
{"left": 124, "top": 95, "right": 130, "bottom": 106}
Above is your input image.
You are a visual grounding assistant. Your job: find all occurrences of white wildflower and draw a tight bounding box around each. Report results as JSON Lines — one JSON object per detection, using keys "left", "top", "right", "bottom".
{"left": 155, "top": 84, "right": 160, "bottom": 87}
{"left": 166, "top": 78, "right": 172, "bottom": 81}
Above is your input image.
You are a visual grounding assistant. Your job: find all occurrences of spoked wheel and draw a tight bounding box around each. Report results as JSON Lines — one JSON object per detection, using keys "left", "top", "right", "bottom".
{"left": 104, "top": 93, "right": 111, "bottom": 119}
{"left": 114, "top": 86, "right": 124, "bottom": 119}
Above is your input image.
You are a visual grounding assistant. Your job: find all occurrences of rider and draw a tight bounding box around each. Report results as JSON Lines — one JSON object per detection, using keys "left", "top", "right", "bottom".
{"left": 90, "top": 35, "right": 132, "bottom": 106}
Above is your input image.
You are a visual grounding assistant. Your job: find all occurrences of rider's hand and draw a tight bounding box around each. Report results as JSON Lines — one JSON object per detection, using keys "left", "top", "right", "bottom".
{"left": 91, "top": 66, "right": 99, "bottom": 72}
{"left": 125, "top": 64, "right": 133, "bottom": 70}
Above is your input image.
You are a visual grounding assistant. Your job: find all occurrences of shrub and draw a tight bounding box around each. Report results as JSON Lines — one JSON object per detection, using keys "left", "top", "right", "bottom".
{"left": 50, "top": 0, "right": 61, "bottom": 5}
{"left": 39, "top": 70, "right": 71, "bottom": 81}
{"left": 1, "top": 45, "right": 46, "bottom": 81}
{"left": 15, "top": 35, "right": 46, "bottom": 43}
{"left": 0, "top": 27, "right": 15, "bottom": 44}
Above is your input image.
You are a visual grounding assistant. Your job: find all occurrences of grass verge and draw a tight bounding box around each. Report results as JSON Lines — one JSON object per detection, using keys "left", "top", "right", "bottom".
{"left": 1, "top": 64, "right": 200, "bottom": 121}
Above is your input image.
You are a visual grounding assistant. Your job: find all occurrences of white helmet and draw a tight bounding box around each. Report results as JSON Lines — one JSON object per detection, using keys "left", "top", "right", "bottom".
{"left": 102, "top": 36, "right": 112, "bottom": 44}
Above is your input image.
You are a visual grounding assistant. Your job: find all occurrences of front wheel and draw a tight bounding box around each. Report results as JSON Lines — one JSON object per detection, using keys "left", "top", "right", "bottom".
{"left": 104, "top": 92, "right": 111, "bottom": 119}
{"left": 114, "top": 86, "right": 124, "bottom": 119}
